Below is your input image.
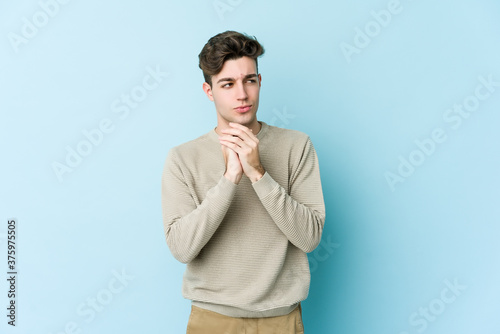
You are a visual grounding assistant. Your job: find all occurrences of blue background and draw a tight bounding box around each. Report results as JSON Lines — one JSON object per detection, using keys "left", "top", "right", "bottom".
{"left": 1, "top": 0, "right": 499, "bottom": 333}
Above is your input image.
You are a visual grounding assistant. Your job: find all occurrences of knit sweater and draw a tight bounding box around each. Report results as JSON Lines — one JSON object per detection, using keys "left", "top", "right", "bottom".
{"left": 161, "top": 121, "right": 326, "bottom": 318}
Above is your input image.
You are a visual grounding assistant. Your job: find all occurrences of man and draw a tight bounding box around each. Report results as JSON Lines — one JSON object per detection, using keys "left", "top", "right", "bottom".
{"left": 161, "top": 30, "right": 326, "bottom": 333}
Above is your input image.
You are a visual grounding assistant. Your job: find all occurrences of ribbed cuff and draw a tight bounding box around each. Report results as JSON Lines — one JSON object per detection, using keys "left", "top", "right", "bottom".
{"left": 251, "top": 172, "right": 279, "bottom": 199}
{"left": 210, "top": 174, "right": 238, "bottom": 199}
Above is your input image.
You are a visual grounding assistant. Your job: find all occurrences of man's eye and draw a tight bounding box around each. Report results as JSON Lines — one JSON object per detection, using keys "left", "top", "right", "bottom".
{"left": 222, "top": 83, "right": 233, "bottom": 88}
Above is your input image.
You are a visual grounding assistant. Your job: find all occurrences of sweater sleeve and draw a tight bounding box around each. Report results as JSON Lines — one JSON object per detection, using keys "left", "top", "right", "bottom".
{"left": 252, "top": 137, "right": 326, "bottom": 253}
{"left": 161, "top": 148, "right": 237, "bottom": 263}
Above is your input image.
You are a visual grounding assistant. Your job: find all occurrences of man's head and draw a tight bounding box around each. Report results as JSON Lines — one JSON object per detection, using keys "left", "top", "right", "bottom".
{"left": 199, "top": 31, "right": 265, "bottom": 131}
{"left": 199, "top": 31, "right": 264, "bottom": 87}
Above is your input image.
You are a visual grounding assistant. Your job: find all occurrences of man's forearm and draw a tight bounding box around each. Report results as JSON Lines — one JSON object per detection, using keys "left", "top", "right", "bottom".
{"left": 251, "top": 137, "right": 326, "bottom": 253}
{"left": 162, "top": 149, "right": 238, "bottom": 263}
{"left": 252, "top": 172, "right": 325, "bottom": 253}
{"left": 163, "top": 175, "right": 237, "bottom": 263}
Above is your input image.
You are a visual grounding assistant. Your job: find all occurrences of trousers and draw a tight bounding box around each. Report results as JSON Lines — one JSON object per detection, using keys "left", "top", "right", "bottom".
{"left": 186, "top": 304, "right": 304, "bottom": 334}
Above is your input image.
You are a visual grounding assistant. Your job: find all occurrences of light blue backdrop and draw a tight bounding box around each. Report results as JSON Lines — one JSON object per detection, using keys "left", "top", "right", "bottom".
{"left": 1, "top": 0, "right": 499, "bottom": 333}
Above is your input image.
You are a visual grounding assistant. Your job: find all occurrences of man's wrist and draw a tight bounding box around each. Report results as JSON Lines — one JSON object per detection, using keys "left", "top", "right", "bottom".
{"left": 224, "top": 172, "right": 241, "bottom": 185}
{"left": 249, "top": 166, "right": 265, "bottom": 183}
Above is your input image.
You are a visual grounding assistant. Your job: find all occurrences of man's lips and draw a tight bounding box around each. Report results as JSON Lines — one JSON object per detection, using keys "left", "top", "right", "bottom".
{"left": 234, "top": 105, "right": 252, "bottom": 113}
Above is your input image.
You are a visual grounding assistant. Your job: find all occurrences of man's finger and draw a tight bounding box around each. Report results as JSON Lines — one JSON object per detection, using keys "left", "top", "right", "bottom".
{"left": 221, "top": 127, "right": 254, "bottom": 142}
{"left": 229, "top": 122, "right": 257, "bottom": 138}
{"left": 219, "top": 135, "right": 244, "bottom": 146}
{"left": 219, "top": 139, "right": 242, "bottom": 152}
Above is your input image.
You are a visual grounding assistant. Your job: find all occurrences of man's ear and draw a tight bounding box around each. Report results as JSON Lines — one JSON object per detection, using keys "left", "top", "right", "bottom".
{"left": 258, "top": 73, "right": 262, "bottom": 87}
{"left": 202, "top": 82, "right": 214, "bottom": 101}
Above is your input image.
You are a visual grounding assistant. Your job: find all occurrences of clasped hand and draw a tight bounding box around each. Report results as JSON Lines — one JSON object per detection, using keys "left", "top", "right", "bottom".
{"left": 219, "top": 122, "right": 265, "bottom": 184}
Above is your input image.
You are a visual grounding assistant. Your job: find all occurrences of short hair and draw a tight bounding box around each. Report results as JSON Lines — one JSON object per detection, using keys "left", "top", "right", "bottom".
{"left": 198, "top": 31, "right": 265, "bottom": 87}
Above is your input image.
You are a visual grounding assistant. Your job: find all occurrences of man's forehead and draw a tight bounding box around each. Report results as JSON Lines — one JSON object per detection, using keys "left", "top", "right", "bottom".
{"left": 217, "top": 57, "right": 257, "bottom": 78}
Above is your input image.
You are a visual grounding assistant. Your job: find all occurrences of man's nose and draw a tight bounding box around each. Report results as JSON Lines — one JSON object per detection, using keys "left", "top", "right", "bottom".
{"left": 236, "top": 83, "right": 248, "bottom": 100}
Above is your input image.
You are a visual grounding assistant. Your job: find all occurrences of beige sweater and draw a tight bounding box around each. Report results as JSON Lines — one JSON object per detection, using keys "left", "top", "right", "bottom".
{"left": 161, "top": 121, "right": 326, "bottom": 318}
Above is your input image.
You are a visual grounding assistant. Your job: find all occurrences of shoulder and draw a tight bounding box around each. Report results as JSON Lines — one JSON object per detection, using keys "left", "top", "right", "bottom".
{"left": 263, "top": 123, "right": 312, "bottom": 147}
{"left": 167, "top": 131, "right": 215, "bottom": 163}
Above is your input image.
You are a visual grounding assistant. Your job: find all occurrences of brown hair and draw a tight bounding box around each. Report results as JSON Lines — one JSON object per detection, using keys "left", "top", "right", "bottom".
{"left": 198, "top": 31, "right": 265, "bottom": 86}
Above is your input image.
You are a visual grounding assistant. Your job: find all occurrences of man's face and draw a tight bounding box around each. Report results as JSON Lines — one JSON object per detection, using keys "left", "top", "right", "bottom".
{"left": 203, "top": 56, "right": 262, "bottom": 129}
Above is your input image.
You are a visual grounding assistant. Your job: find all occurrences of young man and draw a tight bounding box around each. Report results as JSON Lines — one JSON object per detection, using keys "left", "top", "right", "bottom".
{"left": 161, "top": 31, "right": 326, "bottom": 333}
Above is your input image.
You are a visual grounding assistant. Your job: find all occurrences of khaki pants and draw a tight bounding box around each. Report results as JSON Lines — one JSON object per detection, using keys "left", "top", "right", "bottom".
{"left": 186, "top": 304, "right": 305, "bottom": 334}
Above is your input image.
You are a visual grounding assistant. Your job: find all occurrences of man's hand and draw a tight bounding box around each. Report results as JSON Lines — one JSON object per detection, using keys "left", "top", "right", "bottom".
{"left": 221, "top": 144, "right": 243, "bottom": 184}
{"left": 219, "top": 122, "right": 265, "bottom": 183}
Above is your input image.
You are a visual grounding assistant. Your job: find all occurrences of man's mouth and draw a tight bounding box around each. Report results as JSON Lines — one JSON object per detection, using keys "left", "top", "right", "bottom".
{"left": 234, "top": 105, "right": 252, "bottom": 113}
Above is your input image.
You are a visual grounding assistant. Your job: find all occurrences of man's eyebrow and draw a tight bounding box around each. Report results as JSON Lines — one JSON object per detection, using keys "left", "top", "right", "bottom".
{"left": 244, "top": 74, "right": 258, "bottom": 79}
{"left": 216, "top": 73, "right": 258, "bottom": 84}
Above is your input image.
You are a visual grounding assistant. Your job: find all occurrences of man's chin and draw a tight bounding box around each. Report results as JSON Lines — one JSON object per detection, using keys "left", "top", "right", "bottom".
{"left": 230, "top": 114, "right": 257, "bottom": 126}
